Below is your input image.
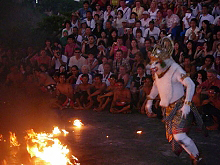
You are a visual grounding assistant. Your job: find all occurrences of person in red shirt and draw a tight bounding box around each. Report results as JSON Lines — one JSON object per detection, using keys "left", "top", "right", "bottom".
{"left": 64, "top": 35, "right": 78, "bottom": 58}
{"left": 199, "top": 69, "right": 220, "bottom": 90}
{"left": 36, "top": 49, "right": 51, "bottom": 68}
{"left": 202, "top": 86, "right": 220, "bottom": 130}
{"left": 109, "top": 36, "right": 128, "bottom": 59}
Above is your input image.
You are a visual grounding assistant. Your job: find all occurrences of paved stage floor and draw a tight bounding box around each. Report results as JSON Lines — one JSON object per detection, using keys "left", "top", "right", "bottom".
{"left": 0, "top": 88, "right": 219, "bottom": 165}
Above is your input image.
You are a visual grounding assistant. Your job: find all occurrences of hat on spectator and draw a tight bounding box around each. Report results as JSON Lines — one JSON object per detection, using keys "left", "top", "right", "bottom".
{"left": 143, "top": 11, "right": 149, "bottom": 15}
{"left": 96, "top": 3, "right": 100, "bottom": 6}
{"left": 122, "top": 19, "right": 127, "bottom": 23}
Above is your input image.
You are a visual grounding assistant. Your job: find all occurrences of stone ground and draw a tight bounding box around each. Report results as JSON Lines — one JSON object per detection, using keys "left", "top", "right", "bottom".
{"left": 0, "top": 87, "right": 219, "bottom": 165}
{"left": 64, "top": 110, "right": 220, "bottom": 165}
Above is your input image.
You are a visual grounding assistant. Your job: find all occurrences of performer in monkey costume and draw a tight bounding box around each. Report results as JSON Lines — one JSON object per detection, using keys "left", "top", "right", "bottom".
{"left": 145, "top": 37, "right": 207, "bottom": 165}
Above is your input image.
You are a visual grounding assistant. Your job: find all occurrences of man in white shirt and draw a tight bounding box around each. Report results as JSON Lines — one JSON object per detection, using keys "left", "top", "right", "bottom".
{"left": 84, "top": 11, "right": 95, "bottom": 30}
{"left": 68, "top": 48, "right": 86, "bottom": 71}
{"left": 143, "top": 21, "right": 160, "bottom": 40}
{"left": 182, "top": 8, "right": 195, "bottom": 30}
{"left": 180, "top": 8, "right": 195, "bottom": 37}
{"left": 140, "top": 11, "right": 152, "bottom": 29}
{"left": 101, "top": 63, "right": 113, "bottom": 86}
{"left": 213, "top": 15, "right": 220, "bottom": 26}
{"left": 72, "top": 27, "right": 83, "bottom": 45}
{"left": 184, "top": 18, "right": 200, "bottom": 44}
{"left": 133, "top": 21, "right": 145, "bottom": 37}
{"left": 117, "top": 0, "right": 131, "bottom": 20}
{"left": 76, "top": 65, "right": 93, "bottom": 84}
{"left": 190, "top": 2, "right": 202, "bottom": 17}
{"left": 51, "top": 48, "right": 68, "bottom": 70}
{"left": 199, "top": 5, "right": 214, "bottom": 28}
{"left": 166, "top": 9, "right": 181, "bottom": 39}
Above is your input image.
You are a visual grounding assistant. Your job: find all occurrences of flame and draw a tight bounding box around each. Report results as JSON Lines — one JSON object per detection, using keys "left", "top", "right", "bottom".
{"left": 25, "top": 128, "right": 79, "bottom": 165}
{"left": 136, "top": 131, "right": 142, "bottom": 134}
{"left": 73, "top": 120, "right": 84, "bottom": 128}
{"left": 0, "top": 134, "right": 3, "bottom": 142}
{"left": 9, "top": 132, "right": 20, "bottom": 147}
{"left": 52, "top": 126, "right": 61, "bottom": 135}
{"left": 62, "top": 129, "right": 69, "bottom": 137}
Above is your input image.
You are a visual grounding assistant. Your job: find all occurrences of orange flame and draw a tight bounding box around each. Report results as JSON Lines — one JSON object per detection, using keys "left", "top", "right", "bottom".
{"left": 0, "top": 134, "right": 3, "bottom": 142}
{"left": 136, "top": 131, "right": 142, "bottom": 134}
{"left": 52, "top": 126, "right": 61, "bottom": 135}
{"left": 73, "top": 120, "right": 84, "bottom": 128}
{"left": 9, "top": 132, "right": 20, "bottom": 147}
{"left": 25, "top": 128, "right": 79, "bottom": 165}
{"left": 62, "top": 129, "right": 69, "bottom": 137}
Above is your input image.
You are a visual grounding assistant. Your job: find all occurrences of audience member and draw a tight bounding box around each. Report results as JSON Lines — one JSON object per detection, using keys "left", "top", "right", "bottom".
{"left": 113, "top": 50, "right": 130, "bottom": 74}
{"left": 68, "top": 48, "right": 86, "bottom": 71}
{"left": 110, "top": 79, "right": 131, "bottom": 113}
{"left": 75, "top": 74, "right": 92, "bottom": 110}
{"left": 199, "top": 69, "right": 220, "bottom": 90}
{"left": 51, "top": 48, "right": 67, "bottom": 71}
{"left": 64, "top": 35, "right": 78, "bottom": 58}
{"left": 101, "top": 63, "right": 113, "bottom": 86}
{"left": 89, "top": 74, "right": 107, "bottom": 110}
{"left": 77, "top": 1, "right": 92, "bottom": 20}
{"left": 56, "top": 73, "right": 74, "bottom": 100}
{"left": 76, "top": 65, "right": 93, "bottom": 84}
{"left": 67, "top": 65, "right": 80, "bottom": 85}
{"left": 96, "top": 74, "right": 117, "bottom": 111}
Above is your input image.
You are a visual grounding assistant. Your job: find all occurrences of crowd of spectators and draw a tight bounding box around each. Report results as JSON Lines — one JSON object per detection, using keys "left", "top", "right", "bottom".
{"left": 0, "top": 0, "right": 220, "bottom": 130}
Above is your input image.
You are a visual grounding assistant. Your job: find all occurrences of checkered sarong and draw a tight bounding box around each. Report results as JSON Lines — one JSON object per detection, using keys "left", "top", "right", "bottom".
{"left": 163, "top": 98, "right": 204, "bottom": 156}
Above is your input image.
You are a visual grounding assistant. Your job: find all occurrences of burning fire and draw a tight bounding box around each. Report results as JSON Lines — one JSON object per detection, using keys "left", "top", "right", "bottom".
{"left": 62, "top": 129, "right": 69, "bottom": 137}
{"left": 52, "top": 126, "right": 61, "bottom": 135}
{"left": 136, "top": 131, "right": 143, "bottom": 134}
{"left": 25, "top": 127, "right": 79, "bottom": 165}
{"left": 72, "top": 120, "right": 84, "bottom": 128}
{"left": 9, "top": 132, "right": 20, "bottom": 147}
{"left": 0, "top": 134, "right": 3, "bottom": 142}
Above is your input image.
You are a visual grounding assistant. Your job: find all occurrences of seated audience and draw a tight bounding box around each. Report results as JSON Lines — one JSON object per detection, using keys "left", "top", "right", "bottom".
{"left": 67, "top": 65, "right": 80, "bottom": 85}
{"left": 88, "top": 74, "right": 107, "bottom": 110}
{"left": 68, "top": 48, "right": 86, "bottom": 72}
{"left": 75, "top": 74, "right": 92, "bottom": 110}
{"left": 34, "top": 68, "right": 56, "bottom": 94}
{"left": 117, "top": 65, "right": 130, "bottom": 87}
{"left": 130, "top": 64, "right": 147, "bottom": 108}
{"left": 76, "top": 65, "right": 93, "bottom": 84}
{"left": 56, "top": 74, "right": 74, "bottom": 100}
{"left": 110, "top": 79, "right": 131, "bottom": 114}
{"left": 96, "top": 74, "right": 117, "bottom": 111}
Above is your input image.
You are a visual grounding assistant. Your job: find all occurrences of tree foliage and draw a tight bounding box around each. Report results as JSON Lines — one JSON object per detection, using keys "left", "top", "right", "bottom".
{"left": 37, "top": 15, "right": 66, "bottom": 36}
{"left": 36, "top": 0, "right": 82, "bottom": 13}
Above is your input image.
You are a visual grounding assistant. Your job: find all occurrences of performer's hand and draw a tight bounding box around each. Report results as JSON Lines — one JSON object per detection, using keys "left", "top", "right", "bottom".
{"left": 181, "top": 105, "right": 190, "bottom": 119}
{"left": 145, "top": 100, "right": 153, "bottom": 114}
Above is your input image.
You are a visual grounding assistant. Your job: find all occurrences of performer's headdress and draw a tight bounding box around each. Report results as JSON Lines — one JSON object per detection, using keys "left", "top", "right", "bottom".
{"left": 150, "top": 36, "right": 174, "bottom": 62}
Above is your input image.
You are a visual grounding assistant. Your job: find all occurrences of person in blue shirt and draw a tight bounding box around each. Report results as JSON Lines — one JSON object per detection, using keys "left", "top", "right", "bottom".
{"left": 77, "top": 1, "right": 93, "bottom": 20}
